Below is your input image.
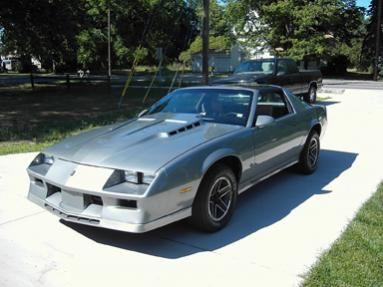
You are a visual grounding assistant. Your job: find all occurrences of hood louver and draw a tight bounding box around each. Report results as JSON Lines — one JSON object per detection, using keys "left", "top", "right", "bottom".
{"left": 167, "top": 121, "right": 201, "bottom": 137}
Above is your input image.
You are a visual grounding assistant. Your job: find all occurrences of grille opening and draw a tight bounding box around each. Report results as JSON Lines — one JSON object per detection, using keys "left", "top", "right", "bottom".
{"left": 117, "top": 199, "right": 137, "bottom": 209}
{"left": 46, "top": 183, "right": 61, "bottom": 197}
{"left": 168, "top": 130, "right": 177, "bottom": 136}
{"left": 84, "top": 194, "right": 103, "bottom": 206}
{"left": 44, "top": 203, "right": 100, "bottom": 225}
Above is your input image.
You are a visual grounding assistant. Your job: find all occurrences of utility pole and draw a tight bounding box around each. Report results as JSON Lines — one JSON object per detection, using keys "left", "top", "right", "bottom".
{"left": 107, "top": 7, "right": 112, "bottom": 83}
{"left": 202, "top": 0, "right": 209, "bottom": 85}
{"left": 374, "top": 0, "right": 382, "bottom": 81}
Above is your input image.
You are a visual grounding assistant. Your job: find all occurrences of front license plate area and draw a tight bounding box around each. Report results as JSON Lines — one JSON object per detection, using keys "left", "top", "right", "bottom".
{"left": 60, "top": 190, "right": 85, "bottom": 212}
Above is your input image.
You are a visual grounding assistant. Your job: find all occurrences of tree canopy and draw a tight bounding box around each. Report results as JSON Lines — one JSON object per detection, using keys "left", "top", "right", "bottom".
{"left": 362, "top": 0, "right": 383, "bottom": 70}
{"left": 227, "top": 0, "right": 365, "bottom": 60}
{"left": 0, "top": 0, "right": 370, "bottom": 72}
{"left": 0, "top": 0, "right": 198, "bottom": 71}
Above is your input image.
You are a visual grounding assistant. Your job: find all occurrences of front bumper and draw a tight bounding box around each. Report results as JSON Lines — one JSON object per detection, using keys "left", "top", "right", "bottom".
{"left": 26, "top": 159, "right": 192, "bottom": 233}
{"left": 28, "top": 190, "right": 191, "bottom": 233}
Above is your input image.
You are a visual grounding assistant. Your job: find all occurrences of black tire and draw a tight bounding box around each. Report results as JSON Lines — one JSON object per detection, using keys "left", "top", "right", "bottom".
{"left": 297, "top": 131, "right": 320, "bottom": 174}
{"left": 304, "top": 85, "right": 317, "bottom": 104}
{"left": 191, "top": 164, "right": 238, "bottom": 232}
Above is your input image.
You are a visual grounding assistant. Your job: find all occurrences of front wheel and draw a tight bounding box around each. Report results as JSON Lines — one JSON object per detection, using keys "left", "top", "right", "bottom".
{"left": 304, "top": 85, "right": 317, "bottom": 104}
{"left": 296, "top": 131, "right": 320, "bottom": 174}
{"left": 191, "top": 164, "right": 238, "bottom": 232}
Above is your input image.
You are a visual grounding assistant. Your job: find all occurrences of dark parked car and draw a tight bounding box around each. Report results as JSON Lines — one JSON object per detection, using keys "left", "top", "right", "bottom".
{"left": 214, "top": 58, "right": 322, "bottom": 103}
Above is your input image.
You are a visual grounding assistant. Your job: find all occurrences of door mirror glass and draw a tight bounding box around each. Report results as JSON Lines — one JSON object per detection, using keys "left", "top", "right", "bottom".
{"left": 255, "top": 115, "right": 275, "bottom": 128}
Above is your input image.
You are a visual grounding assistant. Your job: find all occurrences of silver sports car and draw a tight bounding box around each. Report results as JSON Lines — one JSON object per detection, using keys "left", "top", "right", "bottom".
{"left": 27, "top": 85, "right": 327, "bottom": 233}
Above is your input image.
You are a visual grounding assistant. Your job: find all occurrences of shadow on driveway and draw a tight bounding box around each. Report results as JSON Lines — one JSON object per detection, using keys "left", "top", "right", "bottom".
{"left": 63, "top": 149, "right": 357, "bottom": 258}
{"left": 316, "top": 101, "right": 340, "bottom": 107}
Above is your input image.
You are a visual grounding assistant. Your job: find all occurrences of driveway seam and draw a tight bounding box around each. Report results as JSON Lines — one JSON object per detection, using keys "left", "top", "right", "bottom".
{"left": 0, "top": 211, "right": 46, "bottom": 227}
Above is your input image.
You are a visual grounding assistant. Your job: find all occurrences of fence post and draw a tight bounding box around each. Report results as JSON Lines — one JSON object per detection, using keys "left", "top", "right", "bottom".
{"left": 66, "top": 74, "right": 70, "bottom": 88}
{"left": 30, "top": 73, "right": 34, "bottom": 89}
{"left": 107, "top": 75, "right": 111, "bottom": 89}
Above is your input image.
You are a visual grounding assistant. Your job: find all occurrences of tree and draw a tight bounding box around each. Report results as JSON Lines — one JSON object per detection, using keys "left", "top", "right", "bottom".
{"left": 362, "top": 0, "right": 383, "bottom": 72}
{"left": 179, "top": 35, "right": 231, "bottom": 62}
{"left": 227, "top": 0, "right": 365, "bottom": 61}
{"left": 77, "top": 0, "right": 198, "bottom": 69}
{"left": 0, "top": 0, "right": 198, "bottom": 71}
{"left": 0, "top": 0, "right": 85, "bottom": 72}
{"left": 179, "top": 0, "right": 234, "bottom": 63}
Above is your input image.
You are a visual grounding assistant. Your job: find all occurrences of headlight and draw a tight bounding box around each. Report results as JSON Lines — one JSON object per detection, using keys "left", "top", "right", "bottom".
{"left": 124, "top": 170, "right": 155, "bottom": 185}
{"left": 104, "top": 170, "right": 156, "bottom": 188}
{"left": 30, "top": 153, "right": 54, "bottom": 166}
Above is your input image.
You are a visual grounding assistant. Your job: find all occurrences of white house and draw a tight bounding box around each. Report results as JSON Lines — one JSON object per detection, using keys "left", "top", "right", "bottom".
{"left": 191, "top": 44, "right": 246, "bottom": 73}
{"left": 234, "top": 10, "right": 273, "bottom": 60}
{"left": 1, "top": 54, "right": 41, "bottom": 71}
{"left": 191, "top": 10, "right": 273, "bottom": 73}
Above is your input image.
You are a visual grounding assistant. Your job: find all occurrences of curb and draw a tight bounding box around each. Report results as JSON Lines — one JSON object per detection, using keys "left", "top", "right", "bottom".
{"left": 320, "top": 88, "right": 345, "bottom": 94}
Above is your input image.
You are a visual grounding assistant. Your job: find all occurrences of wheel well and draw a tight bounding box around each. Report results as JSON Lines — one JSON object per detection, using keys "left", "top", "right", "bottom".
{"left": 311, "top": 123, "right": 321, "bottom": 136}
{"left": 205, "top": 156, "right": 242, "bottom": 183}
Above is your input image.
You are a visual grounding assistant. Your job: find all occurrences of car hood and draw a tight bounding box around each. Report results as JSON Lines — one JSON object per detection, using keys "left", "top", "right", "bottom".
{"left": 44, "top": 113, "right": 242, "bottom": 173}
{"left": 213, "top": 73, "right": 270, "bottom": 84}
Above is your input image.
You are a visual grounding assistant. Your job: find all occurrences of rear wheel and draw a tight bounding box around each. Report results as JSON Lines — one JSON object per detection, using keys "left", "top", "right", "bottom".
{"left": 296, "top": 131, "right": 320, "bottom": 174}
{"left": 191, "top": 164, "right": 237, "bottom": 232}
{"left": 304, "top": 85, "right": 317, "bottom": 104}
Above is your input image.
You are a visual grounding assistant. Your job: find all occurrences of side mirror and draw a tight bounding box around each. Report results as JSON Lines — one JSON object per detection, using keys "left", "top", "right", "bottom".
{"left": 137, "top": 109, "right": 148, "bottom": 118}
{"left": 255, "top": 115, "right": 274, "bottom": 128}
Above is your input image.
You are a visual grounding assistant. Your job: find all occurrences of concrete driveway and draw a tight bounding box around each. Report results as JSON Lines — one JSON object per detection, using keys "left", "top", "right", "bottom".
{"left": 1, "top": 89, "right": 382, "bottom": 287}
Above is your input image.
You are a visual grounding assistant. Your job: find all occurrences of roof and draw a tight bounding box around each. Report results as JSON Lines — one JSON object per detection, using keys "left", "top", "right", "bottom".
{"left": 176, "top": 84, "right": 283, "bottom": 92}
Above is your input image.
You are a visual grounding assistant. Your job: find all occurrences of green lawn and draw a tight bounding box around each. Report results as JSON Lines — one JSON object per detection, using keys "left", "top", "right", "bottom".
{"left": 303, "top": 184, "right": 383, "bottom": 287}
{"left": 0, "top": 84, "right": 166, "bottom": 155}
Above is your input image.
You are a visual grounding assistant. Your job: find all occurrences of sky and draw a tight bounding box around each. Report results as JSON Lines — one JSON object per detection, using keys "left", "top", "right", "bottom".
{"left": 356, "top": 0, "right": 371, "bottom": 8}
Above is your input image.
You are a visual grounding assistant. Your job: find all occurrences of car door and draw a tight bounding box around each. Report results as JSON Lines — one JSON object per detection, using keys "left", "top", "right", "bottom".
{"left": 250, "top": 87, "right": 303, "bottom": 180}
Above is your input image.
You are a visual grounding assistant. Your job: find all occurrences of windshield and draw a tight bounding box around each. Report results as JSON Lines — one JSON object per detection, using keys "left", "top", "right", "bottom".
{"left": 147, "top": 89, "right": 253, "bottom": 126}
{"left": 234, "top": 60, "right": 275, "bottom": 75}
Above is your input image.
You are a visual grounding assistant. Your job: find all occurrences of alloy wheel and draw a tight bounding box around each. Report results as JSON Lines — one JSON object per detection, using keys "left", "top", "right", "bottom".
{"left": 208, "top": 177, "right": 233, "bottom": 221}
{"left": 308, "top": 137, "right": 319, "bottom": 167}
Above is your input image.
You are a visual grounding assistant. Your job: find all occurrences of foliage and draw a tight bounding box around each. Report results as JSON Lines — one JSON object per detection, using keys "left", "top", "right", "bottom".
{"left": 0, "top": 0, "right": 370, "bottom": 72}
{"left": 0, "top": 0, "right": 85, "bottom": 72}
{"left": 179, "top": 0, "right": 234, "bottom": 63}
{"left": 179, "top": 35, "right": 232, "bottom": 62}
{"left": 303, "top": 184, "right": 383, "bottom": 286}
{"left": 0, "top": 0, "right": 198, "bottom": 72}
{"left": 227, "top": 0, "right": 365, "bottom": 62}
{"left": 76, "top": 0, "right": 198, "bottom": 69}
{"left": 362, "top": 0, "right": 383, "bottom": 71}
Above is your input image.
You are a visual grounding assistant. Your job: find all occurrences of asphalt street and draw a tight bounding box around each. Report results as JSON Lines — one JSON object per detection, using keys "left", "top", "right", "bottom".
{"left": 0, "top": 89, "right": 383, "bottom": 286}
{"left": 322, "top": 79, "right": 383, "bottom": 90}
{"left": 1, "top": 73, "right": 383, "bottom": 90}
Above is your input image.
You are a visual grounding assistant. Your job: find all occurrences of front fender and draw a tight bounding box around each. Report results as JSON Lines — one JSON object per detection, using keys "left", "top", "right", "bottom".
{"left": 201, "top": 148, "right": 238, "bottom": 175}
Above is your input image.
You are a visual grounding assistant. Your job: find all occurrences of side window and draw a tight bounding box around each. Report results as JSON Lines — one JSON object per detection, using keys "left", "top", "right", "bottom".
{"left": 277, "top": 59, "right": 298, "bottom": 74}
{"left": 256, "top": 89, "right": 292, "bottom": 119}
{"left": 277, "top": 60, "right": 288, "bottom": 75}
{"left": 286, "top": 59, "right": 298, "bottom": 73}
